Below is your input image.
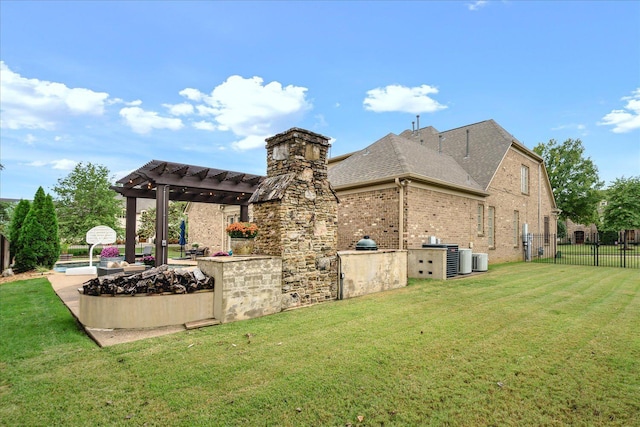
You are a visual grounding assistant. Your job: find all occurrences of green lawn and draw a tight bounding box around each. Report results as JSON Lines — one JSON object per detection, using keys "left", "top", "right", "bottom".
{"left": 1, "top": 263, "right": 638, "bottom": 426}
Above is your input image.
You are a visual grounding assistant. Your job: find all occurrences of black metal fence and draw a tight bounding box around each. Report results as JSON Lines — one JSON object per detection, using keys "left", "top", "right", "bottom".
{"left": 526, "top": 232, "right": 640, "bottom": 269}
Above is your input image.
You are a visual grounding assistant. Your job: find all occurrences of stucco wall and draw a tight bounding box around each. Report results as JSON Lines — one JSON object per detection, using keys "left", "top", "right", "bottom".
{"left": 198, "top": 256, "right": 282, "bottom": 323}
{"left": 407, "top": 248, "right": 447, "bottom": 280}
{"left": 79, "top": 291, "right": 214, "bottom": 329}
{"left": 338, "top": 250, "right": 407, "bottom": 299}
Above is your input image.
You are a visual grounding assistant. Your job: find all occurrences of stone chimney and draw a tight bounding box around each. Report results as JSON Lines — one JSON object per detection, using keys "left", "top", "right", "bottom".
{"left": 250, "top": 128, "right": 338, "bottom": 308}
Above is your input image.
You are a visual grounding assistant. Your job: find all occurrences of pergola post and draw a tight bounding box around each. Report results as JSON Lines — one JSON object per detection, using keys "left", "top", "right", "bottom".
{"left": 240, "top": 204, "right": 249, "bottom": 222}
{"left": 155, "top": 185, "right": 170, "bottom": 266}
{"left": 125, "top": 197, "right": 137, "bottom": 263}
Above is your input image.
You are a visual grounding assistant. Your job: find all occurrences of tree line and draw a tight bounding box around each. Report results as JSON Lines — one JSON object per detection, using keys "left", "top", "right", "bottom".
{"left": 534, "top": 139, "right": 640, "bottom": 238}
{"left": 5, "top": 162, "right": 187, "bottom": 273}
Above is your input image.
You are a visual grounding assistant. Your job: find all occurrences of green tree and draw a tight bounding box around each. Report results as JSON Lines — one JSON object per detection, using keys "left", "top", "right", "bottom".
{"left": 534, "top": 138, "right": 603, "bottom": 224}
{"left": 137, "top": 202, "right": 187, "bottom": 242}
{"left": 9, "top": 199, "right": 31, "bottom": 263}
{"left": 0, "top": 200, "right": 16, "bottom": 236}
{"left": 14, "top": 187, "right": 59, "bottom": 272}
{"left": 42, "top": 194, "right": 61, "bottom": 267}
{"left": 602, "top": 176, "right": 640, "bottom": 245}
{"left": 53, "top": 162, "right": 123, "bottom": 244}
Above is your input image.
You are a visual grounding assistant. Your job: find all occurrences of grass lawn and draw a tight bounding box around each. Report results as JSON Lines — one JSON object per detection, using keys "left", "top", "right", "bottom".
{"left": 1, "top": 263, "right": 638, "bottom": 426}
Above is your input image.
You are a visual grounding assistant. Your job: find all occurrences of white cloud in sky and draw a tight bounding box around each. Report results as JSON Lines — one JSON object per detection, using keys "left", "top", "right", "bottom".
{"left": 178, "top": 75, "right": 311, "bottom": 150}
{"left": 598, "top": 88, "right": 640, "bottom": 133}
{"left": 363, "top": 84, "right": 447, "bottom": 114}
{"left": 0, "top": 61, "right": 109, "bottom": 130}
{"left": 51, "top": 159, "right": 77, "bottom": 170}
{"left": 119, "top": 106, "right": 184, "bottom": 134}
{"left": 24, "top": 159, "right": 77, "bottom": 170}
{"left": 163, "top": 102, "right": 194, "bottom": 116}
{"left": 25, "top": 134, "right": 37, "bottom": 144}
{"left": 193, "top": 121, "right": 216, "bottom": 131}
{"left": 467, "top": 1, "right": 487, "bottom": 11}
{"left": 179, "top": 88, "right": 204, "bottom": 102}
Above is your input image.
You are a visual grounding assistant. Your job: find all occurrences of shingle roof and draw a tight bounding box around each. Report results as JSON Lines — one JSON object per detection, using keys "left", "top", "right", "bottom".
{"left": 328, "top": 133, "right": 483, "bottom": 192}
{"left": 399, "top": 119, "right": 533, "bottom": 190}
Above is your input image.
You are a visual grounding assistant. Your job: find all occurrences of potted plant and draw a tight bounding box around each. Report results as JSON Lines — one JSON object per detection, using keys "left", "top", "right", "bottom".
{"left": 142, "top": 255, "right": 155, "bottom": 266}
{"left": 226, "top": 222, "right": 258, "bottom": 255}
{"left": 99, "top": 245, "right": 123, "bottom": 267}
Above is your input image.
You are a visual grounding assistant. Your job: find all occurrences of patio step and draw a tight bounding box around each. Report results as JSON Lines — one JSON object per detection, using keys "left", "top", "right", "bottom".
{"left": 185, "top": 318, "right": 220, "bottom": 330}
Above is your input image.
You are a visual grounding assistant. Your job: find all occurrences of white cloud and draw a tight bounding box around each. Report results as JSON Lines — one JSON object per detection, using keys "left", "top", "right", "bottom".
{"left": 24, "top": 159, "right": 77, "bottom": 170}
{"left": 51, "top": 159, "right": 77, "bottom": 170}
{"left": 25, "top": 134, "right": 37, "bottom": 145}
{"left": 598, "top": 88, "right": 640, "bottom": 133}
{"left": 193, "top": 121, "right": 216, "bottom": 131}
{"left": 0, "top": 61, "right": 109, "bottom": 130}
{"left": 363, "top": 84, "right": 447, "bottom": 114}
{"left": 231, "top": 134, "right": 270, "bottom": 151}
{"left": 179, "top": 88, "right": 204, "bottom": 102}
{"left": 179, "top": 75, "right": 311, "bottom": 150}
{"left": 119, "top": 106, "right": 184, "bottom": 134}
{"left": 468, "top": 1, "right": 487, "bottom": 11}
{"left": 163, "top": 102, "right": 194, "bottom": 116}
{"left": 551, "top": 123, "right": 587, "bottom": 132}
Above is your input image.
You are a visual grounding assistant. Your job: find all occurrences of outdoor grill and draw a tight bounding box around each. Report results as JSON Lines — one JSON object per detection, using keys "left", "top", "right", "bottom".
{"left": 355, "top": 235, "right": 378, "bottom": 251}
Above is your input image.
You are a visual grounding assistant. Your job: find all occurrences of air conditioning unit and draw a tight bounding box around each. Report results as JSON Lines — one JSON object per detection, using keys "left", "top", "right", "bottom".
{"left": 459, "top": 249, "right": 472, "bottom": 274}
{"left": 472, "top": 253, "right": 488, "bottom": 272}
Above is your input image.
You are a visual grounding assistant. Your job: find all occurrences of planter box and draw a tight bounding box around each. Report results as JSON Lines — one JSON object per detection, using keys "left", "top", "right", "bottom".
{"left": 230, "top": 238, "right": 255, "bottom": 255}
{"left": 99, "top": 256, "right": 125, "bottom": 267}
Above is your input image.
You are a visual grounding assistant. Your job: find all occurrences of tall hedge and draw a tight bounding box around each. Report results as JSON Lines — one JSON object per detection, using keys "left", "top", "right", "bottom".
{"left": 13, "top": 187, "right": 60, "bottom": 272}
{"left": 9, "top": 199, "right": 31, "bottom": 263}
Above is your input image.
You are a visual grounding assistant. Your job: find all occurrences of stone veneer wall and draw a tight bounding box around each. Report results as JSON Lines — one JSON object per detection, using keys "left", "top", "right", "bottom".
{"left": 251, "top": 128, "right": 338, "bottom": 308}
{"left": 198, "top": 256, "right": 282, "bottom": 323}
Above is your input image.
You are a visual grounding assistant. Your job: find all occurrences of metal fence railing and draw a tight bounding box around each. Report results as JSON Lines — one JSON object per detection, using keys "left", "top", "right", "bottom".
{"left": 525, "top": 232, "right": 639, "bottom": 269}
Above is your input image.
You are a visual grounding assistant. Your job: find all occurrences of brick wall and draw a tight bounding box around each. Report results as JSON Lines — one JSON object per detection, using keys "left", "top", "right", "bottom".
{"left": 484, "top": 147, "right": 557, "bottom": 262}
{"left": 405, "top": 185, "right": 479, "bottom": 249}
{"left": 187, "top": 203, "right": 251, "bottom": 253}
{"left": 333, "top": 147, "right": 557, "bottom": 264}
{"left": 336, "top": 186, "right": 399, "bottom": 250}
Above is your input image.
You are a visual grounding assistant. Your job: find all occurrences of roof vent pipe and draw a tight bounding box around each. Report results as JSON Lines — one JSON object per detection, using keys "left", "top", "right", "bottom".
{"left": 466, "top": 129, "right": 470, "bottom": 158}
{"left": 412, "top": 121, "right": 415, "bottom": 134}
{"left": 438, "top": 135, "right": 442, "bottom": 153}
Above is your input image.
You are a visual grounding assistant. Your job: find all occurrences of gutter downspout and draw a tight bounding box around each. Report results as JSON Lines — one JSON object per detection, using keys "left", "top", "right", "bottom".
{"left": 395, "top": 178, "right": 409, "bottom": 250}
{"left": 538, "top": 164, "right": 542, "bottom": 233}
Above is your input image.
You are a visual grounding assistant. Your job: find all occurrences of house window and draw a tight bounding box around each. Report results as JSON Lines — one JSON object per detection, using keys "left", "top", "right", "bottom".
{"left": 477, "top": 204, "right": 484, "bottom": 235}
{"left": 544, "top": 216, "right": 550, "bottom": 244}
{"left": 521, "top": 165, "right": 529, "bottom": 194}
{"left": 488, "top": 206, "right": 495, "bottom": 248}
{"left": 513, "top": 210, "right": 519, "bottom": 247}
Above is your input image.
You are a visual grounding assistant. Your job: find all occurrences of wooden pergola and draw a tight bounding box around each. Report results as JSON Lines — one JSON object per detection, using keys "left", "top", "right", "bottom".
{"left": 112, "top": 159, "right": 264, "bottom": 266}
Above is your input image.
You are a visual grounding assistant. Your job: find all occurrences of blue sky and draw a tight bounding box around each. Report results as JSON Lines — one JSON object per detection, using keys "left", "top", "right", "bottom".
{"left": 1, "top": 0, "right": 639, "bottom": 200}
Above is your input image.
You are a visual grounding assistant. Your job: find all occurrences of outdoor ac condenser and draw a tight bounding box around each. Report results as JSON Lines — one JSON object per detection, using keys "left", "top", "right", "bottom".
{"left": 459, "top": 249, "right": 472, "bottom": 274}
{"left": 472, "top": 253, "right": 489, "bottom": 272}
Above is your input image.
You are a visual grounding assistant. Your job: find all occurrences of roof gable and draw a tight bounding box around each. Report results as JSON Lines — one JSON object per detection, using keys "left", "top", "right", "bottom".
{"left": 328, "top": 133, "right": 483, "bottom": 192}
{"left": 400, "top": 119, "right": 531, "bottom": 190}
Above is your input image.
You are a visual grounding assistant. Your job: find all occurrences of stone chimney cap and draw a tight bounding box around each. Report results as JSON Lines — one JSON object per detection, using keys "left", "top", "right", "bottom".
{"left": 266, "top": 127, "right": 330, "bottom": 147}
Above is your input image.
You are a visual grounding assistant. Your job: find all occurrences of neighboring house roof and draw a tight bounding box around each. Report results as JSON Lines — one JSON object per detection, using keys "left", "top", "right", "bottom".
{"left": 328, "top": 133, "right": 484, "bottom": 193}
